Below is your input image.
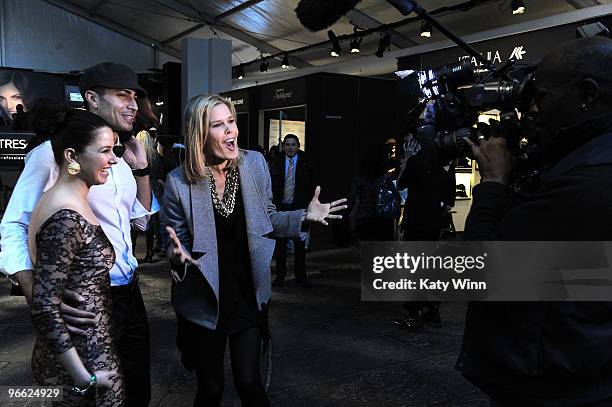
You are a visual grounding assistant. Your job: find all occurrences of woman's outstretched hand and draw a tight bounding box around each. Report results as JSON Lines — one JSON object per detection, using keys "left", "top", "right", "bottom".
{"left": 305, "top": 186, "right": 348, "bottom": 226}
{"left": 165, "top": 226, "right": 197, "bottom": 266}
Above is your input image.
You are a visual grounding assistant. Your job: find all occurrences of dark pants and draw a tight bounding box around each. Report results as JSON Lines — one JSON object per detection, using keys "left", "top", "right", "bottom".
{"left": 177, "top": 316, "right": 270, "bottom": 407}
{"left": 274, "top": 239, "right": 306, "bottom": 282}
{"left": 111, "top": 276, "right": 151, "bottom": 407}
{"left": 274, "top": 202, "right": 307, "bottom": 283}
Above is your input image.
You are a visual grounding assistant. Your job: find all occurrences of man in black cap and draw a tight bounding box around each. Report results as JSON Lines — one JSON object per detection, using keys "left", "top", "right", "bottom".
{"left": 0, "top": 62, "right": 158, "bottom": 406}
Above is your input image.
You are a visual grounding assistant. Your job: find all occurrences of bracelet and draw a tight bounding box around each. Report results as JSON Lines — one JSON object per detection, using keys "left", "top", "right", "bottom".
{"left": 132, "top": 164, "right": 150, "bottom": 176}
{"left": 71, "top": 373, "right": 96, "bottom": 396}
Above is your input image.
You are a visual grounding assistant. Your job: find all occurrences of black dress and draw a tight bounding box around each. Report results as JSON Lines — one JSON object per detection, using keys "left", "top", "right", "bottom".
{"left": 31, "top": 209, "right": 125, "bottom": 406}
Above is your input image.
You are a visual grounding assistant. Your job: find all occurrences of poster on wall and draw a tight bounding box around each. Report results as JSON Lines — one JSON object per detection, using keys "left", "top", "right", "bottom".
{"left": 268, "top": 119, "right": 306, "bottom": 151}
{"left": 0, "top": 68, "right": 64, "bottom": 126}
{"left": 0, "top": 131, "right": 34, "bottom": 167}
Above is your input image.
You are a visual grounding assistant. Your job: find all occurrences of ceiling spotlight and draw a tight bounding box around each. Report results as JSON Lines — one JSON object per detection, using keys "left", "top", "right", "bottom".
{"left": 512, "top": 0, "right": 525, "bottom": 14}
{"left": 281, "top": 53, "right": 290, "bottom": 69}
{"left": 259, "top": 59, "right": 269, "bottom": 72}
{"left": 420, "top": 21, "right": 432, "bottom": 38}
{"left": 328, "top": 30, "right": 341, "bottom": 57}
{"left": 375, "top": 32, "right": 391, "bottom": 58}
{"left": 236, "top": 65, "right": 245, "bottom": 80}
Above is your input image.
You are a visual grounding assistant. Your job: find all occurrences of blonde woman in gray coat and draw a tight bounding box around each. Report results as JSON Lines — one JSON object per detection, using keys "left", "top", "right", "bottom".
{"left": 161, "top": 94, "right": 346, "bottom": 406}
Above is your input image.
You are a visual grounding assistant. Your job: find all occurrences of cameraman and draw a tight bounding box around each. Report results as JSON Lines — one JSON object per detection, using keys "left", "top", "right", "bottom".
{"left": 458, "top": 36, "right": 612, "bottom": 406}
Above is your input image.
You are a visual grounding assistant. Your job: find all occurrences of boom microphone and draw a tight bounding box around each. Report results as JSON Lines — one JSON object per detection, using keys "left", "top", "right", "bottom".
{"left": 295, "top": 0, "right": 362, "bottom": 32}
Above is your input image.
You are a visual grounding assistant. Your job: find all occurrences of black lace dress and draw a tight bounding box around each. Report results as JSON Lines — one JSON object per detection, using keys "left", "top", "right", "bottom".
{"left": 30, "top": 209, "right": 125, "bottom": 406}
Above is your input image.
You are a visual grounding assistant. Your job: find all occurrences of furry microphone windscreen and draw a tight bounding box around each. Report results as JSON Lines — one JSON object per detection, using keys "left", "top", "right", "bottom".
{"left": 295, "top": 0, "right": 362, "bottom": 32}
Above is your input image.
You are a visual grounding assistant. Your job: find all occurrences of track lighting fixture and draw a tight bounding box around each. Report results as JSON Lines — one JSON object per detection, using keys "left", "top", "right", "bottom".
{"left": 328, "top": 30, "right": 341, "bottom": 57}
{"left": 512, "top": 0, "right": 525, "bottom": 15}
{"left": 375, "top": 32, "right": 391, "bottom": 58}
{"left": 350, "top": 26, "right": 362, "bottom": 53}
{"left": 259, "top": 59, "right": 269, "bottom": 72}
{"left": 420, "top": 21, "right": 432, "bottom": 38}
{"left": 281, "top": 53, "right": 290, "bottom": 69}
{"left": 350, "top": 37, "right": 362, "bottom": 53}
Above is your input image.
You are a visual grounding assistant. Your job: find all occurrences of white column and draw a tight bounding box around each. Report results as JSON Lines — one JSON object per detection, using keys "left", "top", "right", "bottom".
{"left": 181, "top": 37, "right": 232, "bottom": 118}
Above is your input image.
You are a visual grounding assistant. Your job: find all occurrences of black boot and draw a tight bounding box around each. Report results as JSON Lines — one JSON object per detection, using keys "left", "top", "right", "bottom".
{"left": 393, "top": 309, "right": 424, "bottom": 329}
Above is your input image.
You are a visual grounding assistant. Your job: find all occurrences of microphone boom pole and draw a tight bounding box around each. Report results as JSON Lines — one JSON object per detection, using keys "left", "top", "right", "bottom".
{"left": 385, "top": 0, "right": 497, "bottom": 75}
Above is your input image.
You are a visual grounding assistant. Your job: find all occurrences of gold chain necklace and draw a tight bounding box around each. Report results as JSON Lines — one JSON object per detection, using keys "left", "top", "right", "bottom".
{"left": 208, "top": 166, "right": 239, "bottom": 218}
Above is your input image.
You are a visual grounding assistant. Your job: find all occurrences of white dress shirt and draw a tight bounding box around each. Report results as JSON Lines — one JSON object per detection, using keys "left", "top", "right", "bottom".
{"left": 0, "top": 141, "right": 160, "bottom": 286}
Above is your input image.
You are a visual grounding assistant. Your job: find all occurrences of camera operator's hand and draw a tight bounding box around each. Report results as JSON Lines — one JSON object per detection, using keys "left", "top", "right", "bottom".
{"left": 464, "top": 136, "right": 514, "bottom": 185}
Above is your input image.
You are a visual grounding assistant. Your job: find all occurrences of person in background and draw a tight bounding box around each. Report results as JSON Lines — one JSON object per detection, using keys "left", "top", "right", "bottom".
{"left": 385, "top": 138, "right": 400, "bottom": 179}
{"left": 12, "top": 104, "right": 28, "bottom": 130}
{"left": 267, "top": 144, "right": 279, "bottom": 164}
{"left": 269, "top": 134, "right": 317, "bottom": 287}
{"left": 161, "top": 94, "right": 346, "bottom": 406}
{"left": 393, "top": 132, "right": 455, "bottom": 329}
{"left": 132, "top": 98, "right": 162, "bottom": 263}
{"left": 347, "top": 146, "right": 399, "bottom": 241}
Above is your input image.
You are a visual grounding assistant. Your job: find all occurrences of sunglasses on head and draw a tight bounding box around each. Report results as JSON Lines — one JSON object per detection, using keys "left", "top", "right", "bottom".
{"left": 113, "top": 145, "right": 126, "bottom": 158}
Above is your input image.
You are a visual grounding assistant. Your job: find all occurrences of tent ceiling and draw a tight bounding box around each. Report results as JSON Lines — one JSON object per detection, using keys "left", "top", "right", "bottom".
{"left": 48, "top": 0, "right": 612, "bottom": 78}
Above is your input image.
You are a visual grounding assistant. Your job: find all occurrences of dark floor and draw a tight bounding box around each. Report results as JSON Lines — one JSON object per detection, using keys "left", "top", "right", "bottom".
{"left": 0, "top": 243, "right": 488, "bottom": 407}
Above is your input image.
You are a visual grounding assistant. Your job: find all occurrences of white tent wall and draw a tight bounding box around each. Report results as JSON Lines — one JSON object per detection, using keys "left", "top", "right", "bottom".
{"left": 0, "top": 0, "right": 179, "bottom": 72}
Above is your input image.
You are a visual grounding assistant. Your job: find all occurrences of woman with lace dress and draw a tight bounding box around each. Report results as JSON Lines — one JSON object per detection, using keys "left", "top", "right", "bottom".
{"left": 27, "top": 109, "right": 124, "bottom": 405}
{"left": 161, "top": 95, "right": 347, "bottom": 406}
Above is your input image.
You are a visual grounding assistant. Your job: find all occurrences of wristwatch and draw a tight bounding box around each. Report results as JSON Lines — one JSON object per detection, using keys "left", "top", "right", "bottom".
{"left": 132, "top": 164, "right": 151, "bottom": 177}
{"left": 71, "top": 373, "right": 96, "bottom": 396}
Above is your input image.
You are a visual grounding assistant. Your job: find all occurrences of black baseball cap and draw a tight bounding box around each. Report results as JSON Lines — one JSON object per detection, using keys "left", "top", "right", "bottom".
{"left": 79, "top": 62, "right": 147, "bottom": 98}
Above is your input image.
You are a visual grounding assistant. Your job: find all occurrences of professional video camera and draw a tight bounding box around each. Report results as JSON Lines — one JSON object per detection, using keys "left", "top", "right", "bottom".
{"left": 397, "top": 58, "right": 536, "bottom": 163}
{"left": 397, "top": 15, "right": 610, "bottom": 166}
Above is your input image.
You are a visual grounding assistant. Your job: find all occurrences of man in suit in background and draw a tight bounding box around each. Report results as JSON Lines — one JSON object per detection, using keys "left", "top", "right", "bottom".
{"left": 270, "top": 134, "right": 316, "bottom": 287}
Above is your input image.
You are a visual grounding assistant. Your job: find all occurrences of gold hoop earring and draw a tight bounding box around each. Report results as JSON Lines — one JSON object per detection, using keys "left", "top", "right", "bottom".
{"left": 67, "top": 162, "right": 81, "bottom": 175}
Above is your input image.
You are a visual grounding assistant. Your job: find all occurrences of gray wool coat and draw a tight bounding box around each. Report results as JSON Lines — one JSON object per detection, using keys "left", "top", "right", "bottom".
{"left": 160, "top": 150, "right": 304, "bottom": 330}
